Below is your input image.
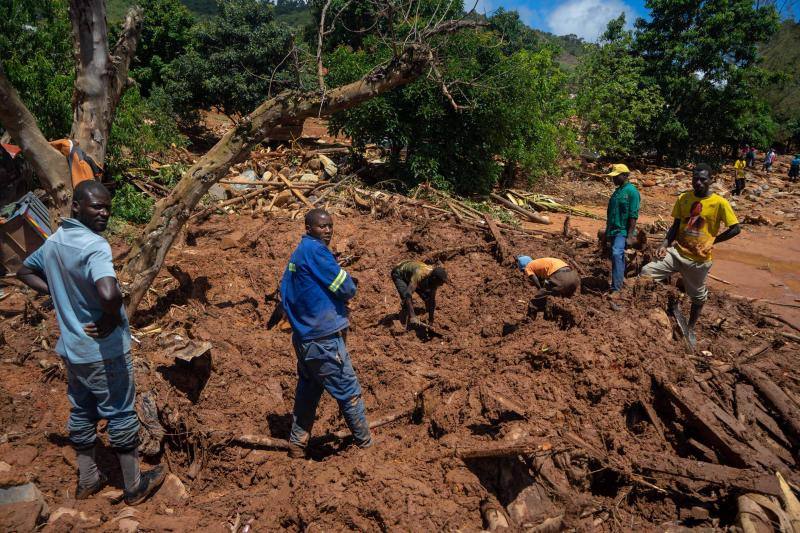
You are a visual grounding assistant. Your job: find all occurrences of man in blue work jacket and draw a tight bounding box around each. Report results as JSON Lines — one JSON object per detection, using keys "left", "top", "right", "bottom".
{"left": 280, "top": 208, "right": 371, "bottom": 458}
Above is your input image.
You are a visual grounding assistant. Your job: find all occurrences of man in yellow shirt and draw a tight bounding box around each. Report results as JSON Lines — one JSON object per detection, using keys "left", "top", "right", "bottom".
{"left": 517, "top": 256, "right": 580, "bottom": 299}
{"left": 732, "top": 158, "right": 746, "bottom": 195}
{"left": 641, "top": 164, "right": 740, "bottom": 343}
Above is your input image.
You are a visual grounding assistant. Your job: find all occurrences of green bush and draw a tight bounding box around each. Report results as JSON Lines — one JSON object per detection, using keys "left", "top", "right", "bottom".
{"left": 327, "top": 24, "right": 573, "bottom": 195}
{"left": 111, "top": 182, "right": 154, "bottom": 224}
{"left": 106, "top": 86, "right": 186, "bottom": 176}
{"left": 0, "top": 0, "right": 74, "bottom": 139}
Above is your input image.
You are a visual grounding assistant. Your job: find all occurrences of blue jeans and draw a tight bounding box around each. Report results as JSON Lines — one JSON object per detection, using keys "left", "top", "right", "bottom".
{"left": 289, "top": 333, "right": 371, "bottom": 448}
{"left": 65, "top": 352, "right": 139, "bottom": 451}
{"left": 610, "top": 234, "right": 627, "bottom": 292}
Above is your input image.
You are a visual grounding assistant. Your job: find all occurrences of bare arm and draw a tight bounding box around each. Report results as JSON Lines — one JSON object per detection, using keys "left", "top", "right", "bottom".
{"left": 16, "top": 265, "right": 49, "bottom": 294}
{"left": 83, "top": 276, "right": 123, "bottom": 339}
{"left": 714, "top": 223, "right": 740, "bottom": 245}
{"left": 625, "top": 217, "right": 638, "bottom": 245}
{"left": 657, "top": 219, "right": 681, "bottom": 258}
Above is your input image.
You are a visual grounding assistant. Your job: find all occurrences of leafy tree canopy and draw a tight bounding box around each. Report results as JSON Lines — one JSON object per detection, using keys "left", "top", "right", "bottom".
{"left": 632, "top": 0, "right": 780, "bottom": 161}
{"left": 574, "top": 14, "right": 664, "bottom": 158}
{"left": 165, "top": 0, "right": 300, "bottom": 118}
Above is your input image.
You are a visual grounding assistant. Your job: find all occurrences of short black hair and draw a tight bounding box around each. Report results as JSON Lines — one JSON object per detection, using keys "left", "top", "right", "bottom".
{"left": 73, "top": 180, "right": 110, "bottom": 203}
{"left": 431, "top": 266, "right": 448, "bottom": 283}
{"left": 694, "top": 163, "right": 713, "bottom": 177}
{"left": 304, "top": 208, "right": 330, "bottom": 226}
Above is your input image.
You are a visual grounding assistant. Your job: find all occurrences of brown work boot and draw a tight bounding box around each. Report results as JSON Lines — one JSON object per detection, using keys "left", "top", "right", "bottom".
{"left": 75, "top": 472, "right": 108, "bottom": 500}
{"left": 287, "top": 443, "right": 306, "bottom": 459}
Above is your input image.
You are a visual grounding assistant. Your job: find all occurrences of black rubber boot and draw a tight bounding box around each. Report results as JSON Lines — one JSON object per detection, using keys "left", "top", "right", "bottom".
{"left": 123, "top": 465, "right": 166, "bottom": 506}
{"left": 75, "top": 471, "right": 108, "bottom": 500}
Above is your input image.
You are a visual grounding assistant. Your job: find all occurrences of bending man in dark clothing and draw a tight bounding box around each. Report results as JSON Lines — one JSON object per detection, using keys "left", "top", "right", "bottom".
{"left": 391, "top": 260, "right": 447, "bottom": 327}
{"left": 17, "top": 181, "right": 165, "bottom": 505}
{"left": 280, "top": 209, "right": 371, "bottom": 458}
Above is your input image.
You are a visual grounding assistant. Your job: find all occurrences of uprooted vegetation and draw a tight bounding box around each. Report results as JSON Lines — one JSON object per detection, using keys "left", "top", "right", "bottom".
{"left": 1, "top": 191, "right": 799, "bottom": 530}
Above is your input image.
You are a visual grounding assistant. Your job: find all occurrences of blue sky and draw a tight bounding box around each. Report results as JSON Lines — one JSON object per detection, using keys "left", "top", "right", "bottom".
{"left": 472, "top": 0, "right": 647, "bottom": 40}
{"left": 472, "top": 0, "right": 797, "bottom": 41}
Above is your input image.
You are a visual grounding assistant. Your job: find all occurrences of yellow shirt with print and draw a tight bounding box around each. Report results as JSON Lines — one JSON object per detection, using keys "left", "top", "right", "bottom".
{"left": 672, "top": 192, "right": 738, "bottom": 263}
{"left": 734, "top": 159, "right": 746, "bottom": 177}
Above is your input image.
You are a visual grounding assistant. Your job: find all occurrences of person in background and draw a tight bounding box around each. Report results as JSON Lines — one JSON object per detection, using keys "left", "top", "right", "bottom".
{"left": 391, "top": 260, "right": 447, "bottom": 328}
{"left": 746, "top": 146, "right": 756, "bottom": 168}
{"left": 788, "top": 154, "right": 800, "bottom": 182}
{"left": 732, "top": 157, "right": 747, "bottom": 195}
{"left": 603, "top": 164, "right": 640, "bottom": 294}
{"left": 763, "top": 148, "right": 776, "bottom": 172}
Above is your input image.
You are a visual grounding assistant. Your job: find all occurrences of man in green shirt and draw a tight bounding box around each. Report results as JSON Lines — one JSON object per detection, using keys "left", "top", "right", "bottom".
{"left": 604, "top": 164, "right": 640, "bottom": 293}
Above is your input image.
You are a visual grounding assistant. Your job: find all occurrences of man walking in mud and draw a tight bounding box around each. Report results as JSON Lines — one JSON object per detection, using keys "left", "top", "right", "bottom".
{"left": 16, "top": 181, "right": 165, "bottom": 505}
{"left": 280, "top": 208, "right": 372, "bottom": 458}
{"left": 640, "top": 164, "right": 740, "bottom": 346}
{"left": 603, "top": 164, "right": 640, "bottom": 294}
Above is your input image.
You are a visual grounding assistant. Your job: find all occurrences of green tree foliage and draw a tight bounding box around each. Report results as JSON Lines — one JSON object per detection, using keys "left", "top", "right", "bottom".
{"left": 326, "top": 12, "right": 572, "bottom": 194}
{"left": 0, "top": 0, "right": 73, "bottom": 139}
{"left": 633, "top": 0, "right": 780, "bottom": 161}
{"left": 129, "top": 0, "right": 196, "bottom": 95}
{"left": 165, "top": 0, "right": 298, "bottom": 118}
{"left": 759, "top": 20, "right": 800, "bottom": 150}
{"left": 574, "top": 14, "right": 664, "bottom": 158}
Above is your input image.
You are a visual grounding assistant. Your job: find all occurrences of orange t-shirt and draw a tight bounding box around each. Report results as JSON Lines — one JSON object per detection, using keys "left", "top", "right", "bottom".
{"left": 524, "top": 258, "right": 568, "bottom": 279}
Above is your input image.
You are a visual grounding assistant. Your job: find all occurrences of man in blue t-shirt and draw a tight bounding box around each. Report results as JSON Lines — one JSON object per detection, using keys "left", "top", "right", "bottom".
{"left": 280, "top": 208, "right": 371, "bottom": 458}
{"left": 17, "top": 181, "right": 164, "bottom": 505}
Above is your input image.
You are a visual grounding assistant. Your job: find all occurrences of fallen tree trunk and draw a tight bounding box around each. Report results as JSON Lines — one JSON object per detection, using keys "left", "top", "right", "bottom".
{"left": 0, "top": 65, "right": 70, "bottom": 215}
{"left": 738, "top": 364, "right": 800, "bottom": 446}
{"left": 120, "top": 27, "right": 479, "bottom": 316}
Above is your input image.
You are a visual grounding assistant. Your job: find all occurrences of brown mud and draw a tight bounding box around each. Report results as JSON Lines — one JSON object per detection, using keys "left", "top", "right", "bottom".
{"left": 2, "top": 178, "right": 800, "bottom": 531}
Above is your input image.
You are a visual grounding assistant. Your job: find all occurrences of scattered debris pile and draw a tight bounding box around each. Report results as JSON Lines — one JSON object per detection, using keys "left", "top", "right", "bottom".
{"left": 1, "top": 173, "right": 799, "bottom": 530}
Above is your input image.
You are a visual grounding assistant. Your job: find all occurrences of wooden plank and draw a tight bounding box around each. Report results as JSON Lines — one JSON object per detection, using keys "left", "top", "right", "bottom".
{"left": 277, "top": 173, "right": 314, "bottom": 208}
{"left": 482, "top": 214, "right": 512, "bottom": 267}
{"left": 654, "top": 376, "right": 789, "bottom": 473}
{"left": 636, "top": 453, "right": 782, "bottom": 497}
{"left": 739, "top": 364, "right": 800, "bottom": 446}
{"left": 457, "top": 439, "right": 550, "bottom": 459}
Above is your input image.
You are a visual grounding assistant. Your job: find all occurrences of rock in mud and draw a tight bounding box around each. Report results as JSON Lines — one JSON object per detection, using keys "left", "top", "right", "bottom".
{"left": 0, "top": 482, "right": 48, "bottom": 530}
{"left": 47, "top": 506, "right": 101, "bottom": 528}
{"left": 154, "top": 473, "right": 189, "bottom": 505}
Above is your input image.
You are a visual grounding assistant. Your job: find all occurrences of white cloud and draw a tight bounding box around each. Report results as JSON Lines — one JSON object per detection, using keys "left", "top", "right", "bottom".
{"left": 546, "top": 0, "right": 635, "bottom": 41}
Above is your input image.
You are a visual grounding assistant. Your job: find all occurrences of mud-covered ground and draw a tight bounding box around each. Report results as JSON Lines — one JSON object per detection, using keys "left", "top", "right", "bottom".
{"left": 1, "top": 196, "right": 799, "bottom": 531}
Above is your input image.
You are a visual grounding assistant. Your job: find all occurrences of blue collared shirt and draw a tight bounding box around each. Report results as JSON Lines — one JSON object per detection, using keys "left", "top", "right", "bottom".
{"left": 23, "top": 218, "right": 130, "bottom": 364}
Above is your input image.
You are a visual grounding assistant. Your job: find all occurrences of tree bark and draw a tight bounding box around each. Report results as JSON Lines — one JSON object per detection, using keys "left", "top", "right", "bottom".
{"left": 68, "top": 1, "right": 142, "bottom": 165}
{"left": 120, "top": 45, "right": 433, "bottom": 316}
{"left": 0, "top": 65, "right": 71, "bottom": 217}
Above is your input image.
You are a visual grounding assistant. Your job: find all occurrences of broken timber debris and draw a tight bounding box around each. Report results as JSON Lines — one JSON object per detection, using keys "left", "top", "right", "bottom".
{"left": 737, "top": 364, "right": 800, "bottom": 446}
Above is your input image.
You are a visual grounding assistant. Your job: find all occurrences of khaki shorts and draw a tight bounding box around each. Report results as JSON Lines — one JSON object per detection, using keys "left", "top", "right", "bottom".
{"left": 640, "top": 247, "right": 712, "bottom": 303}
